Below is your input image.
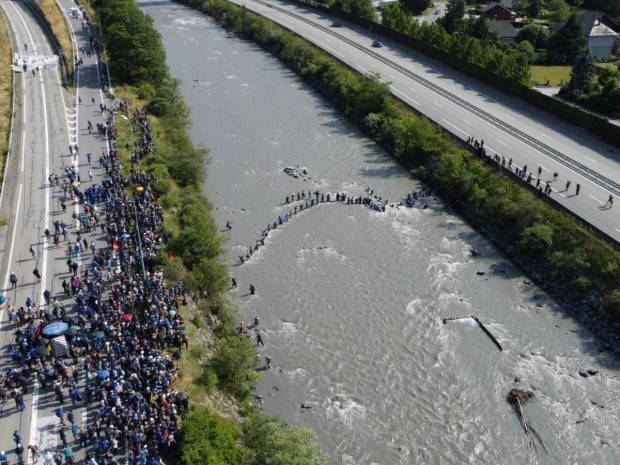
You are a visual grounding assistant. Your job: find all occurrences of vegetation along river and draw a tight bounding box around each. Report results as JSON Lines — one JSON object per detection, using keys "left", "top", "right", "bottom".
{"left": 141, "top": 2, "right": 620, "bottom": 463}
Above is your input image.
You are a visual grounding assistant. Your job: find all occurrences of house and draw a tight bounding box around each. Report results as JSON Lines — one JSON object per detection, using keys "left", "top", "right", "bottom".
{"left": 582, "top": 10, "right": 619, "bottom": 60}
{"left": 487, "top": 20, "right": 518, "bottom": 42}
{"left": 481, "top": 3, "right": 517, "bottom": 21}
{"left": 557, "top": 10, "right": 619, "bottom": 60}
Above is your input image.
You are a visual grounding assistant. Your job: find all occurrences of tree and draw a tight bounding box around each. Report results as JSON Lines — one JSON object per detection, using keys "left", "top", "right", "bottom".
{"left": 526, "top": 0, "right": 543, "bottom": 18}
{"left": 243, "top": 412, "right": 329, "bottom": 465}
{"left": 332, "top": 0, "right": 377, "bottom": 20}
{"left": 399, "top": 0, "right": 432, "bottom": 15}
{"left": 583, "top": 0, "right": 620, "bottom": 17}
{"left": 381, "top": 2, "right": 413, "bottom": 32}
{"left": 440, "top": 0, "right": 466, "bottom": 34}
{"left": 547, "top": 0, "right": 571, "bottom": 22}
{"left": 209, "top": 335, "right": 259, "bottom": 398}
{"left": 180, "top": 408, "right": 244, "bottom": 465}
{"left": 601, "top": 77, "right": 620, "bottom": 106}
{"left": 519, "top": 223, "right": 554, "bottom": 257}
{"left": 516, "top": 23, "right": 550, "bottom": 49}
{"left": 547, "top": 13, "right": 587, "bottom": 64}
{"left": 565, "top": 48, "right": 596, "bottom": 96}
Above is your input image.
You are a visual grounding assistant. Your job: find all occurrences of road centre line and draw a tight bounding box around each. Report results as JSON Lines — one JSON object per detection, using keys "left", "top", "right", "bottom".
{"left": 495, "top": 139, "right": 507, "bottom": 146}
{"left": 589, "top": 194, "right": 602, "bottom": 203}
{"left": 540, "top": 132, "right": 552, "bottom": 139}
{"left": 583, "top": 155, "right": 596, "bottom": 163}
{"left": 462, "top": 119, "right": 472, "bottom": 126}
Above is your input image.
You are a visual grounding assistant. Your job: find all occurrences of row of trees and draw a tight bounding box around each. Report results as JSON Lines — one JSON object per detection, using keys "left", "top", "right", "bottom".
{"left": 381, "top": 2, "right": 532, "bottom": 83}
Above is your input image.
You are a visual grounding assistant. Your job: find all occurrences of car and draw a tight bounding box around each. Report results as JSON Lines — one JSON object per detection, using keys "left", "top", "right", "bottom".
{"left": 434, "top": 9, "right": 441, "bottom": 14}
{"left": 372, "top": 40, "right": 383, "bottom": 48}
{"left": 332, "top": 20, "right": 342, "bottom": 27}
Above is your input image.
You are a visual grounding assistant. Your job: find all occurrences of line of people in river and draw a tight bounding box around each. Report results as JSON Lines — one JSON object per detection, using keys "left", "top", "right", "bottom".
{"left": 238, "top": 186, "right": 440, "bottom": 265}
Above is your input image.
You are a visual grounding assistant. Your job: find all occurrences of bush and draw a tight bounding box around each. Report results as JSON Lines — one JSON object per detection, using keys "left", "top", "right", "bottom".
{"left": 519, "top": 223, "right": 554, "bottom": 257}
{"left": 200, "top": 367, "right": 218, "bottom": 392}
{"left": 242, "top": 411, "right": 330, "bottom": 465}
{"left": 180, "top": 407, "right": 244, "bottom": 465}
{"left": 209, "top": 335, "right": 259, "bottom": 398}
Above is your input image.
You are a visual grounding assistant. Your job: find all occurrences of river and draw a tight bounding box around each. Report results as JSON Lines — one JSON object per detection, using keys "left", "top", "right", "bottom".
{"left": 140, "top": 2, "right": 620, "bottom": 463}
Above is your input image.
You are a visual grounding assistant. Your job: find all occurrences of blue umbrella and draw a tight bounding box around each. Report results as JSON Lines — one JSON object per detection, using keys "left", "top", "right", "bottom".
{"left": 97, "top": 370, "right": 110, "bottom": 379}
{"left": 41, "top": 321, "right": 69, "bottom": 337}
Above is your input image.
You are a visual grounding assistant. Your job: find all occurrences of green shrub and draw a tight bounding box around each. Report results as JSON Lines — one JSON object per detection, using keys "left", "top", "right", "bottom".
{"left": 200, "top": 367, "right": 218, "bottom": 392}
{"left": 180, "top": 407, "right": 244, "bottom": 465}
{"left": 209, "top": 335, "right": 258, "bottom": 398}
{"left": 519, "top": 223, "right": 554, "bottom": 257}
{"left": 242, "top": 411, "right": 329, "bottom": 465}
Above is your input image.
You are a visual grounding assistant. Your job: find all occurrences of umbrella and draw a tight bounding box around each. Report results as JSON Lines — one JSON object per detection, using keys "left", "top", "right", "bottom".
{"left": 94, "top": 331, "right": 106, "bottom": 340}
{"left": 168, "top": 310, "right": 176, "bottom": 317}
{"left": 121, "top": 314, "right": 133, "bottom": 322}
{"left": 135, "top": 186, "right": 144, "bottom": 192}
{"left": 97, "top": 370, "right": 110, "bottom": 379}
{"left": 65, "top": 325, "right": 81, "bottom": 337}
{"left": 71, "top": 181, "right": 80, "bottom": 187}
{"left": 41, "top": 321, "right": 69, "bottom": 337}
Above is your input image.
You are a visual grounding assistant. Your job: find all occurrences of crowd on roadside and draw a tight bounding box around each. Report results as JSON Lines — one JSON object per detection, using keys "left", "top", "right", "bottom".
{"left": 3, "top": 98, "right": 189, "bottom": 465}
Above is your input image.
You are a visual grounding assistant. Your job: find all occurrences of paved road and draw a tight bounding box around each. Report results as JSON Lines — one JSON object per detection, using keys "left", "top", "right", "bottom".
{"left": 0, "top": 0, "right": 112, "bottom": 463}
{"left": 229, "top": 0, "right": 620, "bottom": 242}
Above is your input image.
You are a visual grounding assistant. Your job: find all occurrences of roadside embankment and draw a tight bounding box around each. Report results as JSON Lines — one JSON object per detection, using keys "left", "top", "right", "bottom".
{"left": 0, "top": 8, "right": 13, "bottom": 189}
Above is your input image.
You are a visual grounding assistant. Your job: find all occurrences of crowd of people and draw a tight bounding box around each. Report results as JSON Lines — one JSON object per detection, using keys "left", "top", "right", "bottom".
{"left": 3, "top": 96, "right": 189, "bottom": 465}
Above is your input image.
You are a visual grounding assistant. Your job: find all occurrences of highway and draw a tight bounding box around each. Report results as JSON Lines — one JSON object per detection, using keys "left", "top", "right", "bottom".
{"left": 230, "top": 0, "right": 620, "bottom": 242}
{"left": 0, "top": 0, "right": 111, "bottom": 462}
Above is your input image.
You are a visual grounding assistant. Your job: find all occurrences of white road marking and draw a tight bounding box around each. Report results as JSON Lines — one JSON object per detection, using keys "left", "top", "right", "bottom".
{"left": 495, "top": 139, "right": 507, "bottom": 146}
{"left": 582, "top": 155, "right": 596, "bottom": 163}
{"left": 441, "top": 119, "right": 468, "bottom": 136}
{"left": 589, "top": 194, "right": 602, "bottom": 203}
{"left": 409, "top": 87, "right": 418, "bottom": 93}
{"left": 434, "top": 102, "right": 442, "bottom": 108}
{"left": 540, "top": 132, "right": 552, "bottom": 139}
{"left": 392, "top": 87, "right": 420, "bottom": 105}
{"left": 462, "top": 119, "right": 472, "bottom": 126}
{"left": 358, "top": 65, "right": 367, "bottom": 73}
{"left": 313, "top": 39, "right": 343, "bottom": 58}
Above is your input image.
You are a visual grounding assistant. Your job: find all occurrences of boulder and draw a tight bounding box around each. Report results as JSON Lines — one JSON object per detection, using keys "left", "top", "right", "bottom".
{"left": 301, "top": 401, "right": 319, "bottom": 409}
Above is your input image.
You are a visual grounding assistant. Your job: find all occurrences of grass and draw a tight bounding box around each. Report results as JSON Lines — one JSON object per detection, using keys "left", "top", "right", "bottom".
{"left": 0, "top": 9, "right": 12, "bottom": 187}
{"left": 597, "top": 62, "right": 617, "bottom": 71}
{"left": 530, "top": 65, "right": 571, "bottom": 87}
{"left": 38, "top": 0, "right": 74, "bottom": 82}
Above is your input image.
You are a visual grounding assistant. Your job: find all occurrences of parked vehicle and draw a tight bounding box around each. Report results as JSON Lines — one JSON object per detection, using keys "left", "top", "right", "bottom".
{"left": 332, "top": 20, "right": 342, "bottom": 27}
{"left": 372, "top": 40, "right": 383, "bottom": 48}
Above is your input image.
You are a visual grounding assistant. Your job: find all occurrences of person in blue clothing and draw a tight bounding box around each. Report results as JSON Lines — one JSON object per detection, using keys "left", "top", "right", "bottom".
{"left": 12, "top": 430, "right": 21, "bottom": 447}
{"left": 0, "top": 450, "right": 8, "bottom": 465}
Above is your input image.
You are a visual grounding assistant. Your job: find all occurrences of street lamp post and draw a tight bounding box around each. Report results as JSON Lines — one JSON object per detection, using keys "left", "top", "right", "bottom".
{"left": 129, "top": 199, "right": 147, "bottom": 281}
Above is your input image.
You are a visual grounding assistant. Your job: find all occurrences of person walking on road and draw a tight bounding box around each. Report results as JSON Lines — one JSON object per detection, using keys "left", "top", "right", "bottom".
{"left": 12, "top": 430, "right": 22, "bottom": 448}
{"left": 33, "top": 268, "right": 41, "bottom": 282}
{"left": 10, "top": 272, "right": 17, "bottom": 290}
{"left": 575, "top": 183, "right": 581, "bottom": 196}
{"left": 29, "top": 246, "right": 36, "bottom": 258}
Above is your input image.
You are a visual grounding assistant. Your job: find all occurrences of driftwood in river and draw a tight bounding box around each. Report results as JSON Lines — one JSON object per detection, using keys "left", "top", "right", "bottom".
{"left": 507, "top": 388, "right": 547, "bottom": 453}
